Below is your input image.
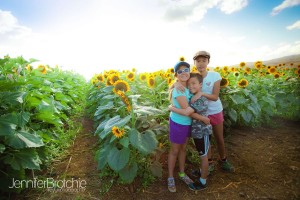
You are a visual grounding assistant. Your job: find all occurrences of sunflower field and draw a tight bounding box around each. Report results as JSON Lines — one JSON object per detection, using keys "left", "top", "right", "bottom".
{"left": 87, "top": 61, "right": 300, "bottom": 186}
{"left": 1, "top": 55, "right": 299, "bottom": 193}
{"left": 0, "top": 56, "right": 88, "bottom": 192}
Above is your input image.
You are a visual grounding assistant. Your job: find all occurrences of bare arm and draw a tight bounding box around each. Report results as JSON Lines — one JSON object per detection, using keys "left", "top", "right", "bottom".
{"left": 190, "top": 113, "right": 210, "bottom": 125}
{"left": 168, "top": 104, "right": 211, "bottom": 125}
{"left": 191, "top": 80, "right": 221, "bottom": 103}
{"left": 168, "top": 105, "right": 194, "bottom": 116}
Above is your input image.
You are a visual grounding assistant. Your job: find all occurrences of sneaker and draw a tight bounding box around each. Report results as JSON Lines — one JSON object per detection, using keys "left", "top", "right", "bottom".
{"left": 191, "top": 165, "right": 214, "bottom": 178}
{"left": 195, "top": 179, "right": 207, "bottom": 190}
{"left": 167, "top": 177, "right": 176, "bottom": 192}
{"left": 178, "top": 173, "right": 198, "bottom": 191}
{"left": 219, "top": 159, "right": 235, "bottom": 172}
{"left": 191, "top": 169, "right": 201, "bottom": 178}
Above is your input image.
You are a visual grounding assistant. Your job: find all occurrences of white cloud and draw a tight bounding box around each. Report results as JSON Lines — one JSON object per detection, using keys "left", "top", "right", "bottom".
{"left": 271, "top": 0, "right": 300, "bottom": 16}
{"left": 217, "top": 0, "right": 248, "bottom": 14}
{"left": 163, "top": 0, "right": 248, "bottom": 23}
{"left": 0, "top": 10, "right": 31, "bottom": 41}
{"left": 286, "top": 20, "right": 300, "bottom": 30}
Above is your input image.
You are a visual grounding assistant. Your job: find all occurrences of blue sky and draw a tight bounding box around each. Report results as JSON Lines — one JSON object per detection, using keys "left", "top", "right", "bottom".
{"left": 0, "top": 0, "right": 300, "bottom": 79}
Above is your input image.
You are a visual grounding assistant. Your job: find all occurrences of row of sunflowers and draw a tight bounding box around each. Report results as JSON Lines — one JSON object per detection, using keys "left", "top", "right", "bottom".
{"left": 87, "top": 59, "right": 300, "bottom": 187}
{"left": 0, "top": 56, "right": 88, "bottom": 193}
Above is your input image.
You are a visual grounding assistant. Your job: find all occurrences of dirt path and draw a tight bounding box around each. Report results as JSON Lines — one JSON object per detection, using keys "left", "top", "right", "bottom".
{"left": 22, "top": 118, "right": 300, "bottom": 200}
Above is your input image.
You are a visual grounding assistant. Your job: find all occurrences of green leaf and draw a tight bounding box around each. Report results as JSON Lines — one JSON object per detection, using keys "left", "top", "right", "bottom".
{"left": 129, "top": 129, "right": 158, "bottom": 155}
{"left": 119, "top": 161, "right": 138, "bottom": 183}
{"left": 0, "top": 113, "right": 18, "bottom": 136}
{"left": 262, "top": 96, "right": 276, "bottom": 108}
{"left": 135, "top": 105, "right": 164, "bottom": 115}
{"left": 149, "top": 161, "right": 163, "bottom": 177}
{"left": 94, "top": 101, "right": 114, "bottom": 117}
{"left": 18, "top": 112, "right": 30, "bottom": 128}
{"left": 119, "top": 137, "right": 129, "bottom": 148}
{"left": 99, "top": 115, "right": 131, "bottom": 139}
{"left": 3, "top": 148, "right": 42, "bottom": 170}
{"left": 229, "top": 94, "right": 247, "bottom": 104}
{"left": 247, "top": 105, "right": 258, "bottom": 115}
{"left": 228, "top": 108, "right": 237, "bottom": 122}
{"left": 240, "top": 111, "right": 252, "bottom": 123}
{"left": 26, "top": 96, "right": 40, "bottom": 108}
{"left": 35, "top": 111, "right": 63, "bottom": 126}
{"left": 97, "top": 143, "right": 113, "bottom": 170}
{"left": 6, "top": 130, "right": 44, "bottom": 149}
{"left": 55, "top": 92, "right": 72, "bottom": 103}
{"left": 0, "top": 144, "right": 5, "bottom": 153}
{"left": 249, "top": 93, "right": 257, "bottom": 103}
{"left": 0, "top": 91, "right": 26, "bottom": 105}
{"left": 107, "top": 147, "right": 130, "bottom": 171}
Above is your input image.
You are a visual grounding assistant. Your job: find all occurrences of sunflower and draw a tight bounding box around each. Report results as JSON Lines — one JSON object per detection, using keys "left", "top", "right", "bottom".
{"left": 230, "top": 67, "right": 236, "bottom": 72}
{"left": 192, "top": 66, "right": 198, "bottom": 72}
{"left": 147, "top": 77, "right": 155, "bottom": 88}
{"left": 113, "top": 80, "right": 130, "bottom": 93}
{"left": 132, "top": 68, "right": 136, "bottom": 72}
{"left": 38, "top": 64, "right": 47, "bottom": 74}
{"left": 179, "top": 56, "right": 185, "bottom": 61}
{"left": 126, "top": 72, "right": 135, "bottom": 81}
{"left": 295, "top": 68, "right": 300, "bottom": 75}
{"left": 116, "top": 90, "right": 131, "bottom": 109}
{"left": 234, "top": 72, "right": 239, "bottom": 77}
{"left": 240, "top": 62, "right": 246, "bottom": 67}
{"left": 139, "top": 73, "right": 147, "bottom": 81}
{"left": 274, "top": 72, "right": 280, "bottom": 78}
{"left": 167, "top": 77, "right": 174, "bottom": 86}
{"left": 220, "top": 77, "right": 229, "bottom": 88}
{"left": 111, "top": 126, "right": 125, "bottom": 138}
{"left": 238, "top": 79, "right": 248, "bottom": 88}
{"left": 106, "top": 78, "right": 112, "bottom": 86}
{"left": 290, "top": 63, "right": 294, "bottom": 66}
{"left": 244, "top": 67, "right": 251, "bottom": 74}
{"left": 109, "top": 74, "right": 120, "bottom": 84}
{"left": 97, "top": 74, "right": 104, "bottom": 82}
{"left": 268, "top": 67, "right": 276, "bottom": 74}
{"left": 222, "top": 66, "right": 229, "bottom": 73}
{"left": 255, "top": 62, "right": 262, "bottom": 70}
{"left": 26, "top": 64, "right": 32, "bottom": 71}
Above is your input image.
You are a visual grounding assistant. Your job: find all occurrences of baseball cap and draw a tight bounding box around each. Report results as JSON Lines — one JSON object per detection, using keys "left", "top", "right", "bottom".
{"left": 174, "top": 61, "right": 190, "bottom": 73}
{"left": 193, "top": 51, "right": 210, "bottom": 60}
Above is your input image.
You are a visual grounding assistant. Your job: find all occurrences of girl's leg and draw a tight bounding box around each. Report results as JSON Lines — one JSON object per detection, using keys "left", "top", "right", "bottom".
{"left": 168, "top": 142, "right": 181, "bottom": 178}
{"left": 212, "top": 122, "right": 226, "bottom": 159}
{"left": 178, "top": 141, "right": 188, "bottom": 173}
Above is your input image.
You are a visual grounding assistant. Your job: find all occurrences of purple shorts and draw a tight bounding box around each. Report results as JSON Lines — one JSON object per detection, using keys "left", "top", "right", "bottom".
{"left": 169, "top": 118, "right": 191, "bottom": 144}
{"left": 208, "top": 111, "right": 224, "bottom": 126}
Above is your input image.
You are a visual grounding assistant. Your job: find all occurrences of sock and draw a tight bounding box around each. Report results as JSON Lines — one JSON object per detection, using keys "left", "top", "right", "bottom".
{"left": 200, "top": 178, "right": 206, "bottom": 185}
{"left": 179, "top": 172, "right": 185, "bottom": 177}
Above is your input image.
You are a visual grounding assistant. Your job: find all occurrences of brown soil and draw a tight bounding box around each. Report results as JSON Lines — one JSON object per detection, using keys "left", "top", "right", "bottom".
{"left": 20, "top": 117, "right": 300, "bottom": 200}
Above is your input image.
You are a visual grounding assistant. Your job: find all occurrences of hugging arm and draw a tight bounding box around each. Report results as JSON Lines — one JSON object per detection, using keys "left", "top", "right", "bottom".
{"left": 191, "top": 80, "right": 221, "bottom": 103}
{"left": 169, "top": 103, "right": 210, "bottom": 125}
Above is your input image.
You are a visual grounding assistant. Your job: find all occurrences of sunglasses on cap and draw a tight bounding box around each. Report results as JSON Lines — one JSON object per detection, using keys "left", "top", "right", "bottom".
{"left": 177, "top": 68, "right": 190, "bottom": 74}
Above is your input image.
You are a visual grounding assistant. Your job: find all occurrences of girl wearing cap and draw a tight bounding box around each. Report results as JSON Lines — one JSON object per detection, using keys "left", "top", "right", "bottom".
{"left": 191, "top": 51, "right": 234, "bottom": 173}
{"left": 167, "top": 60, "right": 205, "bottom": 192}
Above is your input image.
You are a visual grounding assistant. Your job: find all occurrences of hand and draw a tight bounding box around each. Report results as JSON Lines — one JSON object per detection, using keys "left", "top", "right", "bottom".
{"left": 202, "top": 117, "right": 210, "bottom": 125}
{"left": 174, "top": 81, "right": 185, "bottom": 92}
{"left": 168, "top": 105, "right": 175, "bottom": 111}
{"left": 191, "top": 92, "right": 203, "bottom": 103}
